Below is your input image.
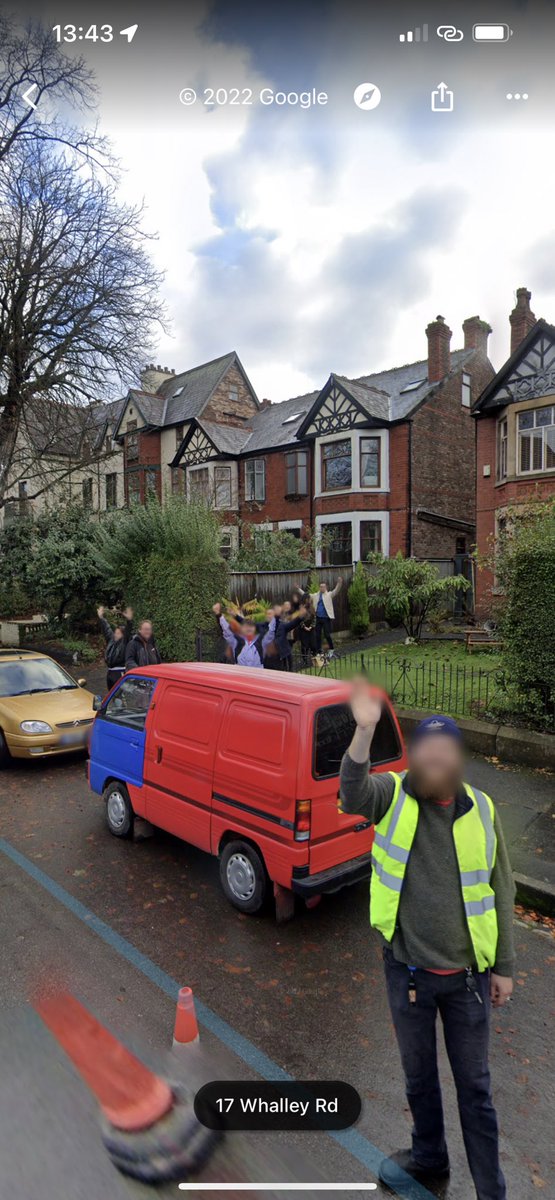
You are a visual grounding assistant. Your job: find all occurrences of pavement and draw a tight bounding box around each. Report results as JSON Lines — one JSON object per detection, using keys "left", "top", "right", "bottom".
{"left": 0, "top": 677, "right": 554, "bottom": 1199}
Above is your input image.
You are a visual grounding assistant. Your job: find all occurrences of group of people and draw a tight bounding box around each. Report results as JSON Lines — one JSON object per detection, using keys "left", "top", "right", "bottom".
{"left": 96, "top": 577, "right": 343, "bottom": 688}
{"left": 97, "top": 607, "right": 161, "bottom": 689}
{"left": 212, "top": 577, "right": 343, "bottom": 671}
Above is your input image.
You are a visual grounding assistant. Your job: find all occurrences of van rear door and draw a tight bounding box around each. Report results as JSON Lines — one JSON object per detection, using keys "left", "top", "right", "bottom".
{"left": 307, "top": 700, "right": 405, "bottom": 874}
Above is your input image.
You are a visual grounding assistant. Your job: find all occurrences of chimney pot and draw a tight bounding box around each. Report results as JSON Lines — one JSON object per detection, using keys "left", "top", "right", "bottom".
{"left": 510, "top": 286, "right": 536, "bottom": 354}
{"left": 463, "top": 315, "right": 492, "bottom": 356}
{"left": 426, "top": 315, "right": 452, "bottom": 383}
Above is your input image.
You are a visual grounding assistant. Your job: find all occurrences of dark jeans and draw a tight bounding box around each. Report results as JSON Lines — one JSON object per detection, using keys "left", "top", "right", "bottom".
{"left": 315, "top": 615, "right": 334, "bottom": 651}
{"left": 106, "top": 667, "right": 125, "bottom": 691}
{"left": 299, "top": 627, "right": 316, "bottom": 665}
{"left": 383, "top": 949, "right": 506, "bottom": 1200}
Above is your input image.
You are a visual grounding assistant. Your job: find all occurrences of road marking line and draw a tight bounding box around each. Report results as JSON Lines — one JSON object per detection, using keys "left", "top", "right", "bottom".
{"left": 0, "top": 837, "right": 434, "bottom": 1200}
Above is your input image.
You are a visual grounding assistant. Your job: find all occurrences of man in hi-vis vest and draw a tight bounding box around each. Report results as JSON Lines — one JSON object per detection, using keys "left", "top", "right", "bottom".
{"left": 339, "top": 679, "right": 514, "bottom": 1200}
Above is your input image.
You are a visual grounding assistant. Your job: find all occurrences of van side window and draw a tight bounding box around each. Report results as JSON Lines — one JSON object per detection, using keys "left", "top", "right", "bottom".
{"left": 100, "top": 677, "right": 156, "bottom": 730}
{"left": 313, "top": 703, "right": 401, "bottom": 779}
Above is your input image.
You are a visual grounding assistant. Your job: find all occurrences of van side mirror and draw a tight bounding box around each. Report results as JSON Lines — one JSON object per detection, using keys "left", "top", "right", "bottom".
{"left": 93, "top": 695, "right": 103, "bottom": 711}
{"left": 77, "top": 678, "right": 87, "bottom": 687}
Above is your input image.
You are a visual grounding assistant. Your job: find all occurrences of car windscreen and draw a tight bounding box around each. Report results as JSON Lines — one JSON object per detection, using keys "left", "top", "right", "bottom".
{"left": 0, "top": 658, "right": 77, "bottom": 697}
{"left": 313, "top": 702, "right": 401, "bottom": 780}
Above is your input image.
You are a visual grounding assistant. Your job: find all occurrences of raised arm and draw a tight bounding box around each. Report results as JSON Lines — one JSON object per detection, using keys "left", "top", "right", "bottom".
{"left": 330, "top": 575, "right": 344, "bottom": 599}
{"left": 339, "top": 679, "right": 395, "bottom": 822}
{"left": 97, "top": 607, "right": 112, "bottom": 644}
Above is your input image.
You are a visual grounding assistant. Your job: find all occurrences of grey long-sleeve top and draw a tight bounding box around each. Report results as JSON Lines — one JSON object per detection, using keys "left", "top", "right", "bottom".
{"left": 339, "top": 753, "right": 515, "bottom": 977}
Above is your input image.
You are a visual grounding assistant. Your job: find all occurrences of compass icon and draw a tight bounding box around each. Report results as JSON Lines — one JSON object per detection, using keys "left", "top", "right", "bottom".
{"left": 353, "top": 82, "right": 382, "bottom": 110}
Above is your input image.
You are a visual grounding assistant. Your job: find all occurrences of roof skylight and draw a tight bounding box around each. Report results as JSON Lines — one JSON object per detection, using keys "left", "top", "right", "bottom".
{"left": 399, "top": 378, "right": 427, "bottom": 394}
{"left": 282, "top": 411, "right": 306, "bottom": 425}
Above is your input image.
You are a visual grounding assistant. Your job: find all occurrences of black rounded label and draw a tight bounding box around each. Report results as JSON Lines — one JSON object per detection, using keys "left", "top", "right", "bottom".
{"left": 194, "top": 1080, "right": 361, "bottom": 1131}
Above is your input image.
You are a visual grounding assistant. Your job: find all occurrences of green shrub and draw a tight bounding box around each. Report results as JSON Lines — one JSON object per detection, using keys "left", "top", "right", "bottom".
{"left": 96, "top": 497, "right": 228, "bottom": 660}
{"left": 348, "top": 561, "right": 370, "bottom": 636}
{"left": 497, "top": 505, "right": 555, "bottom": 724}
{"left": 367, "top": 553, "right": 470, "bottom": 641}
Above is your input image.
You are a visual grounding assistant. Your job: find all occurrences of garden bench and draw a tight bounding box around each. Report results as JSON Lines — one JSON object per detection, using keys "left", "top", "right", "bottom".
{"left": 464, "top": 629, "right": 503, "bottom": 654}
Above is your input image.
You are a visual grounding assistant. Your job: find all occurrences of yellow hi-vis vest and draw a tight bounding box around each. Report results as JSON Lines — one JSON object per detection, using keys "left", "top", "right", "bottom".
{"left": 370, "top": 772, "right": 498, "bottom": 973}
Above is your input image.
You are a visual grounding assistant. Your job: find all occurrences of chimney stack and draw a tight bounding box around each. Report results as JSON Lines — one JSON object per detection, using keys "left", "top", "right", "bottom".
{"left": 426, "top": 315, "right": 452, "bottom": 383}
{"left": 463, "top": 315, "right": 492, "bottom": 357}
{"left": 260, "top": 398, "right": 272, "bottom": 409}
{"left": 510, "top": 287, "right": 536, "bottom": 355}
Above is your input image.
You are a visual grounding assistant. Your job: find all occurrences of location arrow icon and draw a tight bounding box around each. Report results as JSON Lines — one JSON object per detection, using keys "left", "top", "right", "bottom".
{"left": 120, "top": 24, "right": 139, "bottom": 43}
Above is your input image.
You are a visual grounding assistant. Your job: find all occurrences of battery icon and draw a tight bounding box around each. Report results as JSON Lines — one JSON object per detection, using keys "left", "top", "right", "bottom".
{"left": 473, "top": 23, "right": 513, "bottom": 42}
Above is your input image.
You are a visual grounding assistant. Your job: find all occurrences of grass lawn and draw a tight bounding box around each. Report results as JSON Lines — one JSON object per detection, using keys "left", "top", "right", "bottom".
{"left": 301, "top": 640, "right": 506, "bottom": 719}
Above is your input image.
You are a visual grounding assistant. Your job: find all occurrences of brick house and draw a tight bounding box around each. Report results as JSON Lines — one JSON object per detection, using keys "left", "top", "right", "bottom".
{"left": 167, "top": 314, "right": 493, "bottom": 565}
{"left": 472, "top": 288, "right": 555, "bottom": 616}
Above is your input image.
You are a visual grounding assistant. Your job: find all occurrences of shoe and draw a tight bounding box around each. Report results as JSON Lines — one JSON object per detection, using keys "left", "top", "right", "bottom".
{"left": 379, "top": 1149, "right": 450, "bottom": 1189}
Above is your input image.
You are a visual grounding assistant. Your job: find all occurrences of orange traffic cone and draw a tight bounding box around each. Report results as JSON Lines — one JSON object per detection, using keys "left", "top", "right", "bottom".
{"left": 35, "top": 990, "right": 219, "bottom": 1183}
{"left": 173, "top": 986, "right": 200, "bottom": 1048}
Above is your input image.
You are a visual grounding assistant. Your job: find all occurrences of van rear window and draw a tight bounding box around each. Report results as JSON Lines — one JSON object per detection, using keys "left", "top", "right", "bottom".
{"left": 313, "top": 703, "right": 401, "bottom": 779}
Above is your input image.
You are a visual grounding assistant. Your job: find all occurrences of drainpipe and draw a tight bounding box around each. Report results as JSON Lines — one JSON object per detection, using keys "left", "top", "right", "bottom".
{"left": 407, "top": 421, "right": 413, "bottom": 556}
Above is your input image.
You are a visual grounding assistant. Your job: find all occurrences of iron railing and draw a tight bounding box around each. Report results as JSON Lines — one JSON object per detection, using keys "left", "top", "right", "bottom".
{"left": 194, "top": 629, "right": 505, "bottom": 719}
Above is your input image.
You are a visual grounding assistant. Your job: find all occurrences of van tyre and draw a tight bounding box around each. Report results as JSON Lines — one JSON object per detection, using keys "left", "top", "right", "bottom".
{"left": 220, "top": 841, "right": 269, "bottom": 914}
{"left": 104, "top": 781, "right": 134, "bottom": 838}
{"left": 0, "top": 729, "right": 11, "bottom": 768}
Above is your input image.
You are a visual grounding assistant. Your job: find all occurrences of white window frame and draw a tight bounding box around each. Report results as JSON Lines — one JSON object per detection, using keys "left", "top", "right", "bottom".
{"left": 187, "top": 461, "right": 238, "bottom": 509}
{"left": 314, "top": 429, "right": 389, "bottom": 498}
{"left": 516, "top": 404, "right": 555, "bottom": 477}
{"left": 214, "top": 464, "right": 233, "bottom": 509}
{"left": 315, "top": 511, "right": 389, "bottom": 566}
{"left": 245, "top": 457, "right": 266, "bottom": 502}
{"left": 219, "top": 525, "right": 239, "bottom": 560}
{"left": 278, "top": 519, "right": 302, "bottom": 531}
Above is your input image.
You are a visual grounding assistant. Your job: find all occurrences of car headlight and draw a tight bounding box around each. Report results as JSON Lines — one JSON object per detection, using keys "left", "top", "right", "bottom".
{"left": 20, "top": 720, "right": 53, "bottom": 734}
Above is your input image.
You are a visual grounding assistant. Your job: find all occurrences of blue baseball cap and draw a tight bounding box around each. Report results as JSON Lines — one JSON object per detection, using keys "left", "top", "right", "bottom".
{"left": 410, "top": 714, "right": 462, "bottom": 744}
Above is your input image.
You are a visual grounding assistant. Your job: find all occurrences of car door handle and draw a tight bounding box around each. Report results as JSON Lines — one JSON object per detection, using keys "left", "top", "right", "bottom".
{"left": 354, "top": 821, "right": 371, "bottom": 832}
{"left": 156, "top": 745, "right": 163, "bottom": 763}
{"left": 130, "top": 740, "right": 140, "bottom": 749}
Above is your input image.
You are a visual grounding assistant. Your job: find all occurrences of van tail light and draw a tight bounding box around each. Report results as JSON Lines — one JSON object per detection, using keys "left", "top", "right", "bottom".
{"left": 294, "top": 798, "right": 311, "bottom": 842}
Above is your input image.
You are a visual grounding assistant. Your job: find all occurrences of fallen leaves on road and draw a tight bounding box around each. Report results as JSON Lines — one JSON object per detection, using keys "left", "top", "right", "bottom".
{"left": 515, "top": 904, "right": 555, "bottom": 936}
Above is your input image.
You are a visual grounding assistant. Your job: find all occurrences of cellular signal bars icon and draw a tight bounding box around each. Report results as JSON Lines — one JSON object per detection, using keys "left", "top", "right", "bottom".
{"left": 399, "top": 24, "right": 429, "bottom": 43}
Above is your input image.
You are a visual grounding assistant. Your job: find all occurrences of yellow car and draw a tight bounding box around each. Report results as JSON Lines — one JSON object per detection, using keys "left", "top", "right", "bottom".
{"left": 0, "top": 649, "right": 98, "bottom": 764}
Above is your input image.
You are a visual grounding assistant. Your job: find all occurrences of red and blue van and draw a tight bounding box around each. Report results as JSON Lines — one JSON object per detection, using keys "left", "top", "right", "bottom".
{"left": 88, "top": 663, "right": 406, "bottom": 917}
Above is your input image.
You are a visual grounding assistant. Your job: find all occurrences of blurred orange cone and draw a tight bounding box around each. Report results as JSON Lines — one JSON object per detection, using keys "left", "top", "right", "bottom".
{"left": 173, "top": 986, "right": 200, "bottom": 1047}
{"left": 35, "top": 991, "right": 173, "bottom": 1132}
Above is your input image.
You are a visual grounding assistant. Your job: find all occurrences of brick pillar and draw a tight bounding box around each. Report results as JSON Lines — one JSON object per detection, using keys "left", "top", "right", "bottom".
{"left": 509, "top": 287, "right": 536, "bottom": 354}
{"left": 426, "top": 315, "right": 452, "bottom": 383}
{"left": 462, "top": 316, "right": 492, "bottom": 357}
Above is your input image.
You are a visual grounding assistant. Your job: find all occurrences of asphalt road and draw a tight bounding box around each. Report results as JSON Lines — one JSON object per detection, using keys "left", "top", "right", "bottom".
{"left": 0, "top": 746, "right": 554, "bottom": 1200}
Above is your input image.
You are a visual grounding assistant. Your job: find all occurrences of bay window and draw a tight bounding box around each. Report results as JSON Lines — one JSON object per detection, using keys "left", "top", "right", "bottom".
{"left": 189, "top": 466, "right": 210, "bottom": 501}
{"left": 321, "top": 439, "right": 351, "bottom": 490}
{"left": 360, "top": 520, "right": 382, "bottom": 558}
{"left": 214, "top": 465, "right": 232, "bottom": 508}
{"left": 497, "top": 417, "right": 508, "bottom": 480}
{"left": 518, "top": 406, "right": 555, "bottom": 474}
{"left": 360, "top": 437, "right": 381, "bottom": 488}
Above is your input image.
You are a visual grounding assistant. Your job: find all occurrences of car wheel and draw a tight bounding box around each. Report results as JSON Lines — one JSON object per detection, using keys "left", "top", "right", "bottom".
{"left": 104, "top": 781, "right": 133, "bottom": 838}
{"left": 219, "top": 840, "right": 269, "bottom": 914}
{"left": 0, "top": 729, "right": 11, "bottom": 768}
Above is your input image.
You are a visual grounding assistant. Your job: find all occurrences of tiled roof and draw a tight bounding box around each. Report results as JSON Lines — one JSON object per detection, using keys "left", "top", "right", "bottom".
{"left": 157, "top": 351, "right": 248, "bottom": 425}
{"left": 354, "top": 349, "right": 472, "bottom": 421}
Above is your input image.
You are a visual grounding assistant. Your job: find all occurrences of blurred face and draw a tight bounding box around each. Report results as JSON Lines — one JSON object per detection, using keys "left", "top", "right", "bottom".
{"left": 243, "top": 622, "right": 257, "bottom": 639}
{"left": 113, "top": 627, "right": 124, "bottom": 642}
{"left": 266, "top": 608, "right": 274, "bottom": 622}
{"left": 408, "top": 735, "right": 464, "bottom": 802}
{"left": 139, "top": 621, "right": 153, "bottom": 640}
{"left": 319, "top": 583, "right": 327, "bottom": 592}
{"left": 282, "top": 601, "right": 291, "bottom": 613}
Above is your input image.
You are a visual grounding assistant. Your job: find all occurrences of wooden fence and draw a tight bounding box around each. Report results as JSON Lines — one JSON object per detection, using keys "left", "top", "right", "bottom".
{"left": 226, "top": 557, "right": 470, "bottom": 632}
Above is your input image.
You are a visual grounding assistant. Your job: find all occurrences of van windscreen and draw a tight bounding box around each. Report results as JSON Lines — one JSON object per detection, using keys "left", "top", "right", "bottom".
{"left": 313, "top": 703, "right": 401, "bottom": 780}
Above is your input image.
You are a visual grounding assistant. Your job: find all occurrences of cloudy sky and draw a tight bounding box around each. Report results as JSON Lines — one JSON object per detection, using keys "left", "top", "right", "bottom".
{"left": 34, "top": 0, "right": 555, "bottom": 400}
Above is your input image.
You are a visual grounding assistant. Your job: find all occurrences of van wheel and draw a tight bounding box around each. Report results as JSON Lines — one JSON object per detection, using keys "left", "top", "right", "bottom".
{"left": 0, "top": 729, "right": 11, "bottom": 768}
{"left": 104, "top": 781, "right": 133, "bottom": 838}
{"left": 220, "top": 841, "right": 269, "bottom": 914}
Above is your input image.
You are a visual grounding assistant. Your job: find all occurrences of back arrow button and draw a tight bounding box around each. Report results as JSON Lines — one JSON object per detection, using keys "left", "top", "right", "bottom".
{"left": 22, "top": 83, "right": 38, "bottom": 110}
